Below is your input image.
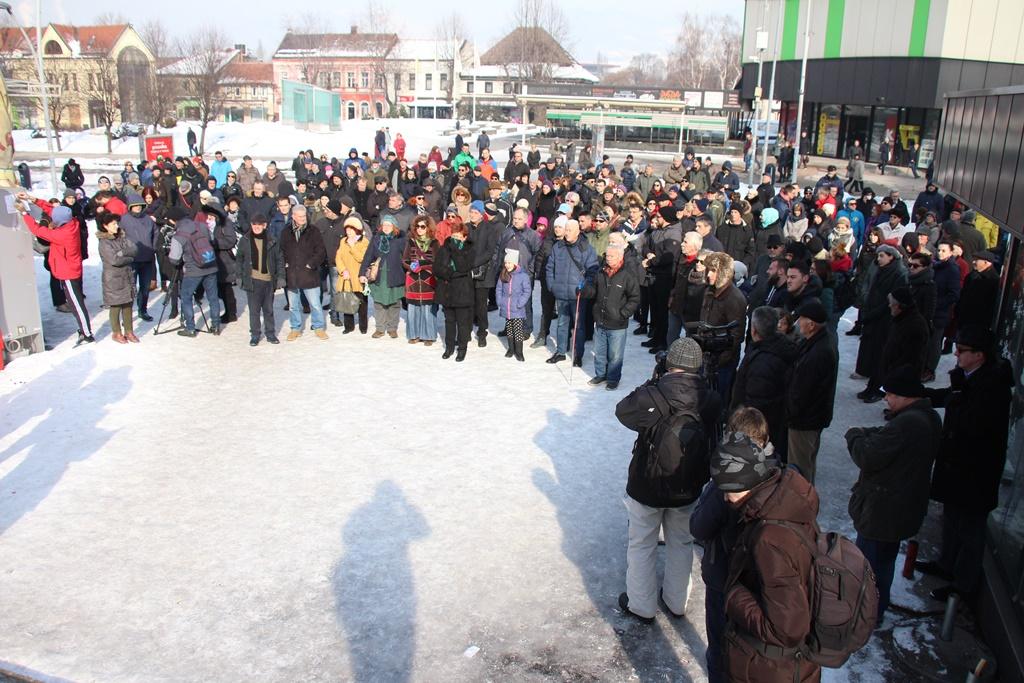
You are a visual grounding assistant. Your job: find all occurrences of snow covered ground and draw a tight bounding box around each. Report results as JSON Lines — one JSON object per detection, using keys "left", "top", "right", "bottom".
{"left": 0, "top": 197, "right": 953, "bottom": 680}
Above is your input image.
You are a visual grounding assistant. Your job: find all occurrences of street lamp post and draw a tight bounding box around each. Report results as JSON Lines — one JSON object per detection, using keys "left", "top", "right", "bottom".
{"left": 791, "top": 0, "right": 813, "bottom": 184}
{"left": 1, "top": 0, "right": 58, "bottom": 194}
{"left": 748, "top": 46, "right": 765, "bottom": 187}
{"left": 761, "top": 0, "right": 784, "bottom": 180}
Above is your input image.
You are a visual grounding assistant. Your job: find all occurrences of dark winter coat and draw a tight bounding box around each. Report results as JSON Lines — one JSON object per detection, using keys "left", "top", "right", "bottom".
{"left": 732, "top": 333, "right": 798, "bottom": 445}
{"left": 360, "top": 230, "right": 407, "bottom": 289}
{"left": 210, "top": 213, "right": 238, "bottom": 284}
{"left": 855, "top": 260, "right": 907, "bottom": 377}
{"left": 846, "top": 399, "right": 942, "bottom": 542}
{"left": 496, "top": 225, "right": 542, "bottom": 278}
{"left": 932, "top": 257, "right": 962, "bottom": 330}
{"left": 402, "top": 238, "right": 438, "bottom": 303}
{"left": 97, "top": 230, "right": 138, "bottom": 306}
{"left": 546, "top": 237, "right": 599, "bottom": 301}
{"left": 956, "top": 267, "right": 999, "bottom": 330}
{"left": 495, "top": 267, "right": 532, "bottom": 319}
{"left": 691, "top": 481, "right": 742, "bottom": 592}
{"left": 786, "top": 328, "right": 838, "bottom": 431}
{"left": 434, "top": 237, "right": 475, "bottom": 308}
{"left": 718, "top": 220, "right": 755, "bottom": 271}
{"left": 61, "top": 162, "right": 84, "bottom": 189}
{"left": 468, "top": 219, "right": 502, "bottom": 288}
{"left": 700, "top": 283, "right": 748, "bottom": 367}
{"left": 645, "top": 223, "right": 683, "bottom": 284}
{"left": 235, "top": 230, "right": 285, "bottom": 291}
{"left": 724, "top": 468, "right": 820, "bottom": 683}
{"left": 881, "top": 307, "right": 930, "bottom": 379}
{"left": 909, "top": 267, "right": 937, "bottom": 326}
{"left": 279, "top": 223, "right": 327, "bottom": 290}
{"left": 753, "top": 221, "right": 783, "bottom": 261}
{"left": 120, "top": 211, "right": 158, "bottom": 263}
{"left": 584, "top": 261, "right": 641, "bottom": 330}
{"left": 616, "top": 371, "right": 717, "bottom": 508}
{"left": 914, "top": 188, "right": 944, "bottom": 218}
{"left": 925, "top": 359, "right": 1014, "bottom": 513}
{"left": 668, "top": 256, "right": 705, "bottom": 322}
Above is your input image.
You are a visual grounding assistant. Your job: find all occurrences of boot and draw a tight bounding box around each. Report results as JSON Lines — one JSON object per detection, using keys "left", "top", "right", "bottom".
{"left": 442, "top": 346, "right": 455, "bottom": 359}
{"left": 514, "top": 339, "right": 525, "bottom": 362}
{"left": 455, "top": 348, "right": 467, "bottom": 362}
{"left": 505, "top": 342, "right": 515, "bottom": 358}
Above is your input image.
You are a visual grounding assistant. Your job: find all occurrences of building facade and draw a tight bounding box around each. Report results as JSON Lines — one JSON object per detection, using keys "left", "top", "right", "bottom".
{"left": 221, "top": 59, "right": 277, "bottom": 123}
{"left": 740, "top": 0, "right": 1024, "bottom": 164}
{"left": 386, "top": 39, "right": 461, "bottom": 119}
{"left": 0, "top": 23, "right": 154, "bottom": 130}
{"left": 272, "top": 28, "right": 397, "bottom": 121}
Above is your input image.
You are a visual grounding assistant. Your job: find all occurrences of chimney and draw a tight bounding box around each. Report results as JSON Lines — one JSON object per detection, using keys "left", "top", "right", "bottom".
{"left": 350, "top": 25, "right": 358, "bottom": 34}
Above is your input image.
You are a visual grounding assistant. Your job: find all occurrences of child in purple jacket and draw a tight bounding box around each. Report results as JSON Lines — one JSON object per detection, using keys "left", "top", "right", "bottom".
{"left": 496, "top": 248, "right": 532, "bottom": 361}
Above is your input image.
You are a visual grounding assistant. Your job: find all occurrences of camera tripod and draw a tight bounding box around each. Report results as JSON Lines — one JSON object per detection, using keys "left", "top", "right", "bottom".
{"left": 153, "top": 265, "right": 211, "bottom": 335}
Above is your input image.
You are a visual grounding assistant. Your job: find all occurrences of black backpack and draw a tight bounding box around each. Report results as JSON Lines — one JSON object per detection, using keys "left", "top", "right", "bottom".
{"left": 639, "top": 388, "right": 708, "bottom": 505}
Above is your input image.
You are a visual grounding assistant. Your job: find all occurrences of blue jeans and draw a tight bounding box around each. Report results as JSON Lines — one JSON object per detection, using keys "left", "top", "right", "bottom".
{"left": 855, "top": 535, "right": 899, "bottom": 619}
{"left": 555, "top": 296, "right": 584, "bottom": 359}
{"left": 180, "top": 272, "right": 219, "bottom": 332}
{"left": 593, "top": 326, "right": 627, "bottom": 382}
{"left": 288, "top": 287, "right": 325, "bottom": 331}
{"left": 667, "top": 311, "right": 685, "bottom": 346}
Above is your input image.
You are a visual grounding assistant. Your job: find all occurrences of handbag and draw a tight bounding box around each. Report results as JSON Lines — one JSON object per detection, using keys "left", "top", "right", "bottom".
{"left": 334, "top": 281, "right": 361, "bottom": 315}
{"left": 366, "top": 257, "right": 382, "bottom": 283}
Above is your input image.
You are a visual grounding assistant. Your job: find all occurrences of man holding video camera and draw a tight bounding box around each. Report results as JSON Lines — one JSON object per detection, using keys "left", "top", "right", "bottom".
{"left": 697, "top": 253, "right": 747, "bottom": 405}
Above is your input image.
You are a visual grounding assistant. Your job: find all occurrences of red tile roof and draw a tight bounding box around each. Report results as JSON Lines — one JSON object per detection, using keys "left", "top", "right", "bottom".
{"left": 50, "top": 24, "right": 128, "bottom": 55}
{"left": 223, "top": 61, "right": 274, "bottom": 83}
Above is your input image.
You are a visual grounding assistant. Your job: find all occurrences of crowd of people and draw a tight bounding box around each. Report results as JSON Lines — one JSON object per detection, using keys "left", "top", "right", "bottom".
{"left": 21, "top": 128, "right": 1014, "bottom": 680}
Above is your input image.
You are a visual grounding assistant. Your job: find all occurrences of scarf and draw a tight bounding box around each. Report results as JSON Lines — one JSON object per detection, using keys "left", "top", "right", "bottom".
{"left": 415, "top": 236, "right": 431, "bottom": 253}
{"left": 603, "top": 260, "right": 623, "bottom": 278}
{"left": 250, "top": 231, "right": 269, "bottom": 274}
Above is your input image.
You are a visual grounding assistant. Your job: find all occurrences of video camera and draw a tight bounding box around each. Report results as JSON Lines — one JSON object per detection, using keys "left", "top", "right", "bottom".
{"left": 690, "top": 320, "right": 738, "bottom": 357}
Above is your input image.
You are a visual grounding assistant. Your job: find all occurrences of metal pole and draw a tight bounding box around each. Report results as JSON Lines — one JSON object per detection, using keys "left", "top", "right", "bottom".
{"left": 471, "top": 42, "right": 477, "bottom": 124}
{"left": 15, "top": 2, "right": 57, "bottom": 193}
{"left": 521, "top": 102, "right": 526, "bottom": 146}
{"left": 790, "top": 0, "right": 813, "bottom": 184}
{"left": 748, "top": 51, "right": 763, "bottom": 186}
{"left": 762, "top": 0, "right": 783, "bottom": 179}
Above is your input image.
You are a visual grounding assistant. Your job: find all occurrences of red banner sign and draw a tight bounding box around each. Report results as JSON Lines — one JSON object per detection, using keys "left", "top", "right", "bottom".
{"left": 143, "top": 135, "right": 174, "bottom": 162}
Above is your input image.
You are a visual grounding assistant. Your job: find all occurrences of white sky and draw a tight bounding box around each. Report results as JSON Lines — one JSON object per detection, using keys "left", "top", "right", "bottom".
{"left": 16, "top": 0, "right": 745, "bottom": 66}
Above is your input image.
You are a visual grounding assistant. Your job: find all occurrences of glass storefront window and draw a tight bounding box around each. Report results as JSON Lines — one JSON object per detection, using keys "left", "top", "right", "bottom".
{"left": 991, "top": 235, "right": 1024, "bottom": 620}
{"left": 870, "top": 107, "right": 899, "bottom": 164}
{"left": 816, "top": 105, "right": 841, "bottom": 157}
{"left": 918, "top": 109, "right": 942, "bottom": 170}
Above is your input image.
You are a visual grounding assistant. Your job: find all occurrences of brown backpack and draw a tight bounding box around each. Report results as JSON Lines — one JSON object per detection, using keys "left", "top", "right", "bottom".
{"left": 728, "top": 519, "right": 879, "bottom": 668}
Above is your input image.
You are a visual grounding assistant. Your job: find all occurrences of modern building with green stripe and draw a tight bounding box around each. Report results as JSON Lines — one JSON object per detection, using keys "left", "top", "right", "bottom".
{"left": 740, "top": 0, "right": 1024, "bottom": 163}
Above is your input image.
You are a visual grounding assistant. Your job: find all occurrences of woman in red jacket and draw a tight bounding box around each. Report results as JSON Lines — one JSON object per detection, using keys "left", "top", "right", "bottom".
{"left": 17, "top": 191, "right": 94, "bottom": 345}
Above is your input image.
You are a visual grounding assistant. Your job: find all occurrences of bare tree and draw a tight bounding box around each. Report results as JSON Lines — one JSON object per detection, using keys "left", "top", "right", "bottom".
{"left": 435, "top": 13, "right": 466, "bottom": 108}
{"left": 362, "top": 1, "right": 398, "bottom": 117}
{"left": 667, "top": 13, "right": 741, "bottom": 90}
{"left": 44, "top": 97, "right": 69, "bottom": 151}
{"left": 93, "top": 11, "right": 128, "bottom": 24}
{"left": 139, "top": 20, "right": 178, "bottom": 132}
{"left": 284, "top": 13, "right": 335, "bottom": 87}
{"left": 504, "top": 0, "right": 571, "bottom": 83}
{"left": 604, "top": 53, "right": 666, "bottom": 87}
{"left": 85, "top": 59, "right": 121, "bottom": 152}
{"left": 177, "top": 29, "right": 230, "bottom": 154}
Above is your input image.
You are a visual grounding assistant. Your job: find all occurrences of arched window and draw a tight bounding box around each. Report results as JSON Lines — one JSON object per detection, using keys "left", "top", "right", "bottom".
{"left": 375, "top": 101, "right": 384, "bottom": 118}
{"left": 43, "top": 40, "right": 62, "bottom": 55}
{"left": 360, "top": 102, "right": 370, "bottom": 119}
{"left": 347, "top": 102, "right": 356, "bottom": 120}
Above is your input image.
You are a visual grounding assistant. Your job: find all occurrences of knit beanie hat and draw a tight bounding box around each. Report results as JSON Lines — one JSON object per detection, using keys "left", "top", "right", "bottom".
{"left": 51, "top": 205, "right": 72, "bottom": 225}
{"left": 665, "top": 337, "right": 702, "bottom": 371}
{"left": 711, "top": 432, "right": 776, "bottom": 492}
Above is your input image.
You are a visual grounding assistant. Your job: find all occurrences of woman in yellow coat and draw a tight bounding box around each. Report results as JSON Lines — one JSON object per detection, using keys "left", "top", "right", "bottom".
{"left": 335, "top": 216, "right": 369, "bottom": 334}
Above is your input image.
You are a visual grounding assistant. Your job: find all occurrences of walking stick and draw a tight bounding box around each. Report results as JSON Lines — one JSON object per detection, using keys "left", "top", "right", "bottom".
{"left": 568, "top": 287, "right": 582, "bottom": 386}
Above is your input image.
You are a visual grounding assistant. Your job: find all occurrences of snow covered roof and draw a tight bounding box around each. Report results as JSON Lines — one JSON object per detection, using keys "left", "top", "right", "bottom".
{"left": 273, "top": 30, "right": 397, "bottom": 59}
{"left": 222, "top": 61, "right": 274, "bottom": 85}
{"left": 464, "top": 63, "right": 599, "bottom": 83}
{"left": 0, "top": 23, "right": 129, "bottom": 58}
{"left": 158, "top": 49, "right": 239, "bottom": 76}
{"left": 387, "top": 38, "right": 459, "bottom": 62}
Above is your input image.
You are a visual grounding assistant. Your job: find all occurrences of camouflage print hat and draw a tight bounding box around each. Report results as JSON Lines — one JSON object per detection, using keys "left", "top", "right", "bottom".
{"left": 711, "top": 431, "right": 775, "bottom": 492}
